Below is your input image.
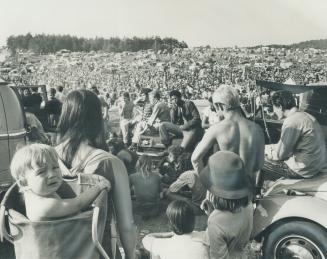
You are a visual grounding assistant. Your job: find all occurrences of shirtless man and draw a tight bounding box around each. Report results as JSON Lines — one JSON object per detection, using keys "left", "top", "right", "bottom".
{"left": 191, "top": 85, "right": 265, "bottom": 189}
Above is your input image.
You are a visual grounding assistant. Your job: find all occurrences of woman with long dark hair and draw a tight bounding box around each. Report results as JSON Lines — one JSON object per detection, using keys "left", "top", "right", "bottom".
{"left": 55, "top": 89, "right": 137, "bottom": 259}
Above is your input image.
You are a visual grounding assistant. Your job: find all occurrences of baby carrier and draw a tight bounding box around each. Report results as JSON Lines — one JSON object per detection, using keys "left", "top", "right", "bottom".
{"left": 0, "top": 150, "right": 117, "bottom": 259}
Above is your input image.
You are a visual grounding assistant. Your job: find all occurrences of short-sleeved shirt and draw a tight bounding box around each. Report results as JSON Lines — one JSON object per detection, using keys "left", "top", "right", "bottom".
{"left": 275, "top": 111, "right": 327, "bottom": 177}
{"left": 149, "top": 232, "right": 209, "bottom": 259}
{"left": 169, "top": 170, "right": 206, "bottom": 206}
{"left": 206, "top": 204, "right": 253, "bottom": 259}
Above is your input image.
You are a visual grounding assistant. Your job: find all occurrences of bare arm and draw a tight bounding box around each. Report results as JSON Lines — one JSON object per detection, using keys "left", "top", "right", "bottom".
{"left": 275, "top": 126, "right": 301, "bottom": 160}
{"left": 118, "top": 103, "right": 124, "bottom": 116}
{"left": 109, "top": 158, "right": 137, "bottom": 259}
{"left": 191, "top": 126, "right": 220, "bottom": 173}
{"left": 26, "top": 182, "right": 108, "bottom": 221}
{"left": 202, "top": 115, "right": 210, "bottom": 129}
{"left": 201, "top": 107, "right": 211, "bottom": 129}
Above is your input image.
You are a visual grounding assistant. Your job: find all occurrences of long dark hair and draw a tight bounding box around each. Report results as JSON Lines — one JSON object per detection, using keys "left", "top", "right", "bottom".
{"left": 166, "top": 200, "right": 195, "bottom": 235}
{"left": 57, "top": 89, "right": 107, "bottom": 167}
{"left": 135, "top": 155, "right": 152, "bottom": 178}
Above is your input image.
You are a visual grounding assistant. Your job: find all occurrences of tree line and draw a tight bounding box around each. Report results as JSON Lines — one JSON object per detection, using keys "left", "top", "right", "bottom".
{"left": 266, "top": 39, "right": 327, "bottom": 50}
{"left": 6, "top": 33, "right": 188, "bottom": 54}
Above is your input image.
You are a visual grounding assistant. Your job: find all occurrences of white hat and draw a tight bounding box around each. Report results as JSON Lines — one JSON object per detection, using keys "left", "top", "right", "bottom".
{"left": 212, "top": 84, "right": 240, "bottom": 110}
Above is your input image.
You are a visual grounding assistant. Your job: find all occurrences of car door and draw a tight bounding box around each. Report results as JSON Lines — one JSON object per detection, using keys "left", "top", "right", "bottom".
{"left": 0, "top": 86, "right": 11, "bottom": 189}
{"left": 0, "top": 85, "right": 26, "bottom": 189}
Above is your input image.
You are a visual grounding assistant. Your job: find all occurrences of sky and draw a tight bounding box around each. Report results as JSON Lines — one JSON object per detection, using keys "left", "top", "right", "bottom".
{"left": 1, "top": 0, "right": 327, "bottom": 48}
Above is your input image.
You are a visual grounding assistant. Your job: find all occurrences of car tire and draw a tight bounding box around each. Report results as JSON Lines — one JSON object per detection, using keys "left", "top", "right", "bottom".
{"left": 262, "top": 220, "right": 327, "bottom": 259}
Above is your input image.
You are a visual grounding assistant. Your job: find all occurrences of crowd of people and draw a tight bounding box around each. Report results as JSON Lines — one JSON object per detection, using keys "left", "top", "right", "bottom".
{"left": 2, "top": 45, "right": 327, "bottom": 259}
{"left": 5, "top": 75, "right": 327, "bottom": 258}
{"left": 1, "top": 45, "right": 327, "bottom": 106}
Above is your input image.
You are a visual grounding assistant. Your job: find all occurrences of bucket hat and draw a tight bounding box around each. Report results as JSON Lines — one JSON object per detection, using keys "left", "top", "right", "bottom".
{"left": 200, "top": 151, "right": 249, "bottom": 199}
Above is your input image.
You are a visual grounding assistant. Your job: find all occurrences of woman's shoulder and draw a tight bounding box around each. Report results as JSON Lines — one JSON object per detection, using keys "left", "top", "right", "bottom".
{"left": 85, "top": 148, "right": 125, "bottom": 168}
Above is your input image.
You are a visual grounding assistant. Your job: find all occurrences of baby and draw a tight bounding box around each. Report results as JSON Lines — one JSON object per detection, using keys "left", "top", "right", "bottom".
{"left": 10, "top": 143, "right": 109, "bottom": 221}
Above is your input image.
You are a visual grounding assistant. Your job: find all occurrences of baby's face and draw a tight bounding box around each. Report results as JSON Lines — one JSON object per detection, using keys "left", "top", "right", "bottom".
{"left": 24, "top": 163, "right": 63, "bottom": 197}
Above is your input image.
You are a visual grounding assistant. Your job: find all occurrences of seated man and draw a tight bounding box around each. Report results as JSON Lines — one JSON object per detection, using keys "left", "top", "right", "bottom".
{"left": 263, "top": 90, "right": 327, "bottom": 180}
{"left": 191, "top": 85, "right": 265, "bottom": 192}
{"left": 129, "top": 88, "right": 153, "bottom": 150}
{"left": 118, "top": 92, "right": 135, "bottom": 146}
{"left": 147, "top": 89, "right": 171, "bottom": 129}
{"left": 159, "top": 90, "right": 203, "bottom": 150}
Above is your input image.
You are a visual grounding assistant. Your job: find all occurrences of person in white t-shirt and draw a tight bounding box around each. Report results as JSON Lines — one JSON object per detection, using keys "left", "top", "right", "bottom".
{"left": 142, "top": 200, "right": 209, "bottom": 259}
{"left": 202, "top": 96, "right": 224, "bottom": 129}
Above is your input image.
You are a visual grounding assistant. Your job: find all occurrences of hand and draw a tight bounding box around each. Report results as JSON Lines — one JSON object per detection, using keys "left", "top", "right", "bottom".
{"left": 98, "top": 179, "right": 111, "bottom": 191}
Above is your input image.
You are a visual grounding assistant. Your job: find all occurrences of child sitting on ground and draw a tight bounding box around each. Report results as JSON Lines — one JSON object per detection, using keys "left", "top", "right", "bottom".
{"left": 142, "top": 200, "right": 209, "bottom": 259}
{"left": 10, "top": 143, "right": 109, "bottom": 221}
{"left": 159, "top": 144, "right": 192, "bottom": 185}
{"left": 129, "top": 155, "right": 162, "bottom": 219}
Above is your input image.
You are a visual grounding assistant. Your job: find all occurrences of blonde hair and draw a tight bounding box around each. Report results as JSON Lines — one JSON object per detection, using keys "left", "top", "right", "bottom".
{"left": 10, "top": 143, "right": 59, "bottom": 186}
{"left": 135, "top": 155, "right": 152, "bottom": 178}
{"left": 212, "top": 84, "right": 240, "bottom": 110}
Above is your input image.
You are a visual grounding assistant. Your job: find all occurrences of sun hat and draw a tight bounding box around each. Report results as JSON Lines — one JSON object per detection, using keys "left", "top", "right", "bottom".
{"left": 200, "top": 151, "right": 249, "bottom": 199}
{"left": 212, "top": 84, "right": 240, "bottom": 110}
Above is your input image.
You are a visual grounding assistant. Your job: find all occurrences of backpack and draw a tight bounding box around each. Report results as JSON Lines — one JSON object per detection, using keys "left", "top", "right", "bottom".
{"left": 57, "top": 149, "right": 118, "bottom": 259}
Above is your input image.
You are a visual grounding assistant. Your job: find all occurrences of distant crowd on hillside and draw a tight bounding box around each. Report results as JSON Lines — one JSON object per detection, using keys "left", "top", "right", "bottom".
{"left": 1, "top": 43, "right": 326, "bottom": 109}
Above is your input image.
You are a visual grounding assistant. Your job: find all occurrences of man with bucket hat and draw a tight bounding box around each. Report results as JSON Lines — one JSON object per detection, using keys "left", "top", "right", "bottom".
{"left": 200, "top": 151, "right": 253, "bottom": 259}
{"left": 191, "top": 84, "right": 265, "bottom": 192}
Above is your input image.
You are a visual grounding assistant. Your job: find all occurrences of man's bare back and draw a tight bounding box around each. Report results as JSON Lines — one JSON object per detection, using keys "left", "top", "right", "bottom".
{"left": 192, "top": 112, "right": 265, "bottom": 184}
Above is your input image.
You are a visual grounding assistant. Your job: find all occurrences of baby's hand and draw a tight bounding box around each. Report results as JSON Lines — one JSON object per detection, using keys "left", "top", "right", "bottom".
{"left": 98, "top": 179, "right": 111, "bottom": 191}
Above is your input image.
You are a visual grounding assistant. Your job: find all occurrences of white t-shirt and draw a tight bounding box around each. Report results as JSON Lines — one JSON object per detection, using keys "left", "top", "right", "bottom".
{"left": 144, "top": 231, "right": 209, "bottom": 259}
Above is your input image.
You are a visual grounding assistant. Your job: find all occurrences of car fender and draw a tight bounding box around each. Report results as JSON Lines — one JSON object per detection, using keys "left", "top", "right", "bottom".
{"left": 252, "top": 194, "right": 327, "bottom": 239}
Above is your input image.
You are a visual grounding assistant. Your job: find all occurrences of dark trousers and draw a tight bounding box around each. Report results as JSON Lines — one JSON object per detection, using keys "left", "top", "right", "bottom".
{"left": 159, "top": 122, "right": 203, "bottom": 150}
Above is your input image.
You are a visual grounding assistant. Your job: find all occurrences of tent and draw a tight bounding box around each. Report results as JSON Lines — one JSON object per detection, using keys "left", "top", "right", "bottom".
{"left": 256, "top": 80, "right": 327, "bottom": 94}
